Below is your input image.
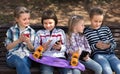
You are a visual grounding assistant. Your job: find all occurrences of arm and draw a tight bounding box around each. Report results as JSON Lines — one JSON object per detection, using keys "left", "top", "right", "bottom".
{"left": 66, "top": 35, "right": 73, "bottom": 55}
{"left": 6, "top": 39, "right": 21, "bottom": 50}
{"left": 34, "top": 31, "right": 41, "bottom": 50}
{"left": 59, "top": 29, "right": 67, "bottom": 52}
{"left": 95, "top": 27, "right": 116, "bottom": 50}
{"left": 83, "top": 36, "right": 91, "bottom": 53}
{"left": 25, "top": 30, "right": 35, "bottom": 51}
{"left": 107, "top": 27, "right": 116, "bottom": 50}
{"left": 6, "top": 29, "right": 22, "bottom": 50}
{"left": 66, "top": 34, "right": 81, "bottom": 55}
{"left": 53, "top": 29, "right": 67, "bottom": 52}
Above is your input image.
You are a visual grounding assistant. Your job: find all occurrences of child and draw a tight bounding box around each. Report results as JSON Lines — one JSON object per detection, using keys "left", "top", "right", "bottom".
{"left": 5, "top": 6, "right": 35, "bottom": 74}
{"left": 84, "top": 7, "right": 120, "bottom": 74}
{"left": 34, "top": 10, "right": 67, "bottom": 74}
{"left": 66, "top": 15, "right": 102, "bottom": 74}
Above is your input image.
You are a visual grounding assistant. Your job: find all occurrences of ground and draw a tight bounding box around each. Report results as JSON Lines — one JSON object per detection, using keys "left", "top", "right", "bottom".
{"left": 0, "top": 0, "right": 119, "bottom": 26}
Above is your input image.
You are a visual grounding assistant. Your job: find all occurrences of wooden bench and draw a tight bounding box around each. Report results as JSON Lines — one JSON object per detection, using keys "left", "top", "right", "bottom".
{"left": 0, "top": 24, "right": 120, "bottom": 74}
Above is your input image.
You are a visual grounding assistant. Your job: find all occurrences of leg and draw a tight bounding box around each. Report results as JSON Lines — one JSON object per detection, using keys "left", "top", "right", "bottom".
{"left": 109, "top": 54, "right": 120, "bottom": 74}
{"left": 72, "top": 69, "right": 81, "bottom": 74}
{"left": 58, "top": 67, "right": 68, "bottom": 74}
{"left": 67, "top": 69, "right": 72, "bottom": 74}
{"left": 93, "top": 54, "right": 112, "bottom": 74}
{"left": 80, "top": 58, "right": 102, "bottom": 74}
{"left": 6, "top": 55, "right": 31, "bottom": 74}
{"left": 40, "top": 64, "right": 54, "bottom": 74}
{"left": 59, "top": 68, "right": 81, "bottom": 74}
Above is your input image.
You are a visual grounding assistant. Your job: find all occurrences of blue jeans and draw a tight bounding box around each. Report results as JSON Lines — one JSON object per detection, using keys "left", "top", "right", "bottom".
{"left": 67, "top": 57, "right": 81, "bottom": 74}
{"left": 67, "top": 68, "right": 81, "bottom": 74}
{"left": 93, "top": 54, "right": 120, "bottom": 74}
{"left": 80, "top": 58, "right": 102, "bottom": 74}
{"left": 6, "top": 54, "right": 31, "bottom": 74}
{"left": 40, "top": 64, "right": 68, "bottom": 74}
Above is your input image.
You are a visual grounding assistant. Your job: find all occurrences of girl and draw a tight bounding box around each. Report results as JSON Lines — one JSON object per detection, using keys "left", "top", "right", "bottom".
{"left": 5, "top": 6, "right": 35, "bottom": 74}
{"left": 66, "top": 15, "right": 102, "bottom": 74}
{"left": 34, "top": 10, "right": 67, "bottom": 74}
{"left": 84, "top": 7, "right": 120, "bottom": 74}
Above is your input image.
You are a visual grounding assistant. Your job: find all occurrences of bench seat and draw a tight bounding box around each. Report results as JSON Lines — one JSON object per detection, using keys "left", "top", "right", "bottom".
{"left": 0, "top": 24, "right": 119, "bottom": 74}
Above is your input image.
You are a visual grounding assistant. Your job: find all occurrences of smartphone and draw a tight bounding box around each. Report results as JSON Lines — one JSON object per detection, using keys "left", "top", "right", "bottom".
{"left": 55, "top": 40, "right": 61, "bottom": 45}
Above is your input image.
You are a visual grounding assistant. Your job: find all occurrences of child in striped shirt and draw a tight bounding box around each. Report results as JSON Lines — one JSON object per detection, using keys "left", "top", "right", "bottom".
{"left": 84, "top": 7, "right": 120, "bottom": 74}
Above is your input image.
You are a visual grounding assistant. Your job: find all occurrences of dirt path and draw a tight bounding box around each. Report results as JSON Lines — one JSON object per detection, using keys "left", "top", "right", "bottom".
{"left": 0, "top": 0, "right": 119, "bottom": 26}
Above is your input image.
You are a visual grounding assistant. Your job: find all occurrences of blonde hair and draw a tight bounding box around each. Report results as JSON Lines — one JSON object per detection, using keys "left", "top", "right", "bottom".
{"left": 68, "top": 15, "right": 84, "bottom": 37}
{"left": 14, "top": 6, "right": 30, "bottom": 18}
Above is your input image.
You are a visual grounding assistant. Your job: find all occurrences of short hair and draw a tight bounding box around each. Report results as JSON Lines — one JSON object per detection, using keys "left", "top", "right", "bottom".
{"left": 14, "top": 6, "right": 30, "bottom": 18}
{"left": 41, "top": 10, "right": 58, "bottom": 26}
{"left": 89, "top": 7, "right": 104, "bottom": 19}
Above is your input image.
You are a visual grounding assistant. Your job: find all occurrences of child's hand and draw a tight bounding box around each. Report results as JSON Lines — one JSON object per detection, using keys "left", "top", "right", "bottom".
{"left": 96, "top": 41, "right": 110, "bottom": 50}
{"left": 23, "top": 36, "right": 31, "bottom": 44}
{"left": 42, "top": 40, "right": 52, "bottom": 51}
{"left": 21, "top": 34, "right": 31, "bottom": 43}
{"left": 52, "top": 41, "right": 61, "bottom": 51}
{"left": 102, "top": 43, "right": 110, "bottom": 49}
{"left": 18, "top": 34, "right": 24, "bottom": 43}
{"left": 68, "top": 50, "right": 74, "bottom": 55}
{"left": 79, "top": 51, "right": 89, "bottom": 61}
{"left": 83, "top": 54, "right": 90, "bottom": 61}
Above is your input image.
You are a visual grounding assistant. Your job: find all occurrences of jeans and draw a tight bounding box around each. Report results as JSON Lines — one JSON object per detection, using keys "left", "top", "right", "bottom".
{"left": 6, "top": 54, "right": 31, "bottom": 74}
{"left": 93, "top": 54, "right": 120, "bottom": 74}
{"left": 40, "top": 64, "right": 68, "bottom": 74}
{"left": 67, "top": 68, "right": 81, "bottom": 74}
{"left": 80, "top": 58, "right": 102, "bottom": 74}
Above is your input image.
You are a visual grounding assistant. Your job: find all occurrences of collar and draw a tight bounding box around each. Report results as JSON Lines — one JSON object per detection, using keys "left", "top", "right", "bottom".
{"left": 14, "top": 24, "right": 31, "bottom": 30}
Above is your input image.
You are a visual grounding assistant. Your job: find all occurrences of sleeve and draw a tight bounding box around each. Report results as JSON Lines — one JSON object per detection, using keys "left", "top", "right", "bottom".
{"left": 70, "top": 35, "right": 79, "bottom": 51}
{"left": 30, "top": 29, "right": 35, "bottom": 44}
{"left": 66, "top": 35, "right": 72, "bottom": 54}
{"left": 85, "top": 39, "right": 98, "bottom": 52}
{"left": 90, "top": 43, "right": 98, "bottom": 51}
{"left": 83, "top": 36, "right": 91, "bottom": 53}
{"left": 84, "top": 28, "right": 99, "bottom": 52}
{"left": 5, "top": 29, "right": 13, "bottom": 46}
{"left": 66, "top": 34, "right": 82, "bottom": 55}
{"left": 67, "top": 34, "right": 80, "bottom": 52}
{"left": 59, "top": 29, "right": 66, "bottom": 52}
{"left": 107, "top": 27, "right": 116, "bottom": 50}
{"left": 33, "top": 31, "right": 41, "bottom": 50}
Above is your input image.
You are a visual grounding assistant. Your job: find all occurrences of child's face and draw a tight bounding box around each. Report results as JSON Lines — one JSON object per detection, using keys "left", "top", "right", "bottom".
{"left": 43, "top": 19, "right": 55, "bottom": 31}
{"left": 90, "top": 15, "right": 104, "bottom": 29}
{"left": 74, "top": 20, "right": 85, "bottom": 33}
{"left": 16, "top": 13, "right": 30, "bottom": 28}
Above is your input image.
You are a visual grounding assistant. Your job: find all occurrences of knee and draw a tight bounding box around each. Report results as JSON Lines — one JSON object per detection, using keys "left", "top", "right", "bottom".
{"left": 97, "top": 65, "right": 102, "bottom": 72}
{"left": 94, "top": 65, "right": 102, "bottom": 74}
{"left": 116, "top": 64, "right": 120, "bottom": 69}
{"left": 102, "top": 66, "right": 112, "bottom": 74}
{"left": 16, "top": 61, "right": 27, "bottom": 68}
{"left": 114, "top": 64, "right": 120, "bottom": 73}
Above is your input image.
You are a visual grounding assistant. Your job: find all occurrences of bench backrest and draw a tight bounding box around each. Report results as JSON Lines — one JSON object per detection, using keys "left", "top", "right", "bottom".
{"left": 0, "top": 24, "right": 120, "bottom": 67}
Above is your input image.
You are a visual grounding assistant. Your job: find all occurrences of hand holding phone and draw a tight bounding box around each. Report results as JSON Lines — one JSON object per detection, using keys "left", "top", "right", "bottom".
{"left": 52, "top": 40, "right": 62, "bottom": 51}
